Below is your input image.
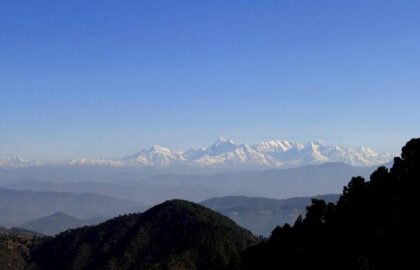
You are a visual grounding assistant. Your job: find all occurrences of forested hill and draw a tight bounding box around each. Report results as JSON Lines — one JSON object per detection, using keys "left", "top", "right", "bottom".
{"left": 29, "top": 200, "right": 258, "bottom": 270}
{"left": 242, "top": 138, "right": 420, "bottom": 270}
{"left": 0, "top": 227, "right": 43, "bottom": 270}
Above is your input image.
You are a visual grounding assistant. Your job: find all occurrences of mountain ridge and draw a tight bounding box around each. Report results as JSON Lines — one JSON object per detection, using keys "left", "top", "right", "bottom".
{"left": 2, "top": 138, "right": 392, "bottom": 169}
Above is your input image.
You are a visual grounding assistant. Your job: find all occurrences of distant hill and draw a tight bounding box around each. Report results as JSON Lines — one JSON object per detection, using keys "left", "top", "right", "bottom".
{"left": 2, "top": 162, "right": 375, "bottom": 204}
{"left": 0, "top": 187, "right": 143, "bottom": 227}
{"left": 201, "top": 194, "right": 339, "bottom": 236}
{"left": 19, "top": 213, "right": 107, "bottom": 236}
{"left": 30, "top": 200, "right": 258, "bottom": 270}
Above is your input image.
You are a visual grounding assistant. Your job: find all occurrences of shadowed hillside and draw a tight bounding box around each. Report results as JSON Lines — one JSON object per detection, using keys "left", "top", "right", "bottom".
{"left": 242, "top": 138, "right": 420, "bottom": 269}
{"left": 30, "top": 200, "right": 258, "bottom": 270}
{"left": 0, "top": 227, "right": 44, "bottom": 270}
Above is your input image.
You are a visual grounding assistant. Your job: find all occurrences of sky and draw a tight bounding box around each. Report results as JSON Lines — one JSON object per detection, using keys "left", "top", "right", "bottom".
{"left": 1, "top": 0, "right": 420, "bottom": 161}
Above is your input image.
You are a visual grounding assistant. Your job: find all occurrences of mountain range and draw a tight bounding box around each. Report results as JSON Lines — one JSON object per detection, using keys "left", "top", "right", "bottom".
{"left": 2, "top": 138, "right": 392, "bottom": 169}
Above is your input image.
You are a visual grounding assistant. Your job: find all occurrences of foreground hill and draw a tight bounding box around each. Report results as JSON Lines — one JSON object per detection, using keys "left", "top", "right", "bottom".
{"left": 19, "top": 213, "right": 107, "bottom": 236}
{"left": 0, "top": 188, "right": 142, "bottom": 227}
{"left": 0, "top": 227, "right": 43, "bottom": 270}
{"left": 30, "top": 200, "right": 258, "bottom": 270}
{"left": 201, "top": 194, "right": 339, "bottom": 236}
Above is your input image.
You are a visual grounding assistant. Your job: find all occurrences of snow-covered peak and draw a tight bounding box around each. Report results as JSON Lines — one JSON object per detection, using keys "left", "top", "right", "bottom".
{"left": 4, "top": 138, "right": 393, "bottom": 169}
{"left": 307, "top": 143, "right": 328, "bottom": 163}
{"left": 8, "top": 155, "right": 26, "bottom": 163}
{"left": 358, "top": 146, "right": 379, "bottom": 157}
{"left": 149, "top": 144, "right": 172, "bottom": 154}
{"left": 212, "top": 137, "right": 236, "bottom": 146}
{"left": 0, "top": 155, "right": 41, "bottom": 168}
{"left": 122, "top": 144, "right": 184, "bottom": 168}
{"left": 122, "top": 138, "right": 391, "bottom": 169}
{"left": 252, "top": 140, "right": 295, "bottom": 152}
{"left": 206, "top": 137, "right": 238, "bottom": 156}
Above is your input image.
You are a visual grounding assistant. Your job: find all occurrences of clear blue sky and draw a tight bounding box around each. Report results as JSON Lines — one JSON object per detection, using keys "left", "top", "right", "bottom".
{"left": 1, "top": 0, "right": 419, "bottom": 161}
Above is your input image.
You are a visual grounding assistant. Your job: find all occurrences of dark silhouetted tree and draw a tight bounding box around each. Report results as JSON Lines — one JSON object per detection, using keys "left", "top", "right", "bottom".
{"left": 242, "top": 138, "right": 420, "bottom": 270}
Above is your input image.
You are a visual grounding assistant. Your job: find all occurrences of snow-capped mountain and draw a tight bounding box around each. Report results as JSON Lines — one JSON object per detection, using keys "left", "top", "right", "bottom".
{"left": 189, "top": 142, "right": 283, "bottom": 168}
{"left": 251, "top": 140, "right": 304, "bottom": 152}
{"left": 118, "top": 138, "right": 392, "bottom": 169}
{"left": 183, "top": 137, "right": 239, "bottom": 160}
{"left": 3, "top": 138, "right": 393, "bottom": 169}
{"left": 0, "top": 155, "right": 42, "bottom": 168}
{"left": 122, "top": 145, "right": 186, "bottom": 167}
